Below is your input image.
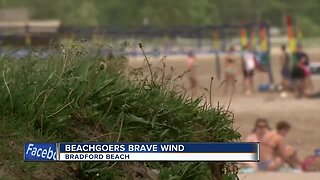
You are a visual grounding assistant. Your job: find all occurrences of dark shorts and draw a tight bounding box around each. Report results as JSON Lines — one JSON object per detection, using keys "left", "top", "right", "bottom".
{"left": 243, "top": 70, "right": 254, "bottom": 78}
{"left": 291, "top": 66, "right": 305, "bottom": 80}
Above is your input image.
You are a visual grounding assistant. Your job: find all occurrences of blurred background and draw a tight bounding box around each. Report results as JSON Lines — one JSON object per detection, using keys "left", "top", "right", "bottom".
{"left": 2, "top": 0, "right": 320, "bottom": 31}
{"left": 0, "top": 0, "right": 319, "bottom": 179}
{"left": 1, "top": 0, "right": 320, "bottom": 49}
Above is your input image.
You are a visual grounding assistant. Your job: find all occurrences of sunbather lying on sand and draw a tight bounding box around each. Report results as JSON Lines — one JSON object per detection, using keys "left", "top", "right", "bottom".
{"left": 243, "top": 118, "right": 271, "bottom": 170}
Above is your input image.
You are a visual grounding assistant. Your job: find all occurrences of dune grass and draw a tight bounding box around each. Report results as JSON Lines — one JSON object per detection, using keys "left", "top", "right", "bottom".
{"left": 0, "top": 43, "right": 240, "bottom": 180}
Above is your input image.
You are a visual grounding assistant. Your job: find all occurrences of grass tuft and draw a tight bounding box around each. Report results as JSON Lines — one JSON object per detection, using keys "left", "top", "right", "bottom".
{"left": 0, "top": 42, "right": 240, "bottom": 179}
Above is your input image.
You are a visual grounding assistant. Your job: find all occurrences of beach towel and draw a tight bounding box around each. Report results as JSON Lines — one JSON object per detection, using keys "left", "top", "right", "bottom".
{"left": 302, "top": 156, "right": 320, "bottom": 171}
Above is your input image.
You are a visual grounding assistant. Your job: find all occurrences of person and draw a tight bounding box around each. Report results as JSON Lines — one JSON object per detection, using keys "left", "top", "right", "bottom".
{"left": 280, "top": 45, "right": 291, "bottom": 98}
{"left": 242, "top": 43, "right": 256, "bottom": 95}
{"left": 246, "top": 118, "right": 271, "bottom": 142}
{"left": 187, "top": 51, "right": 197, "bottom": 97}
{"left": 224, "top": 46, "right": 237, "bottom": 95}
{"left": 291, "top": 56, "right": 305, "bottom": 98}
{"left": 244, "top": 118, "right": 271, "bottom": 170}
{"left": 296, "top": 44, "right": 309, "bottom": 67}
{"left": 259, "top": 121, "right": 302, "bottom": 171}
{"left": 300, "top": 55, "right": 312, "bottom": 95}
{"left": 296, "top": 44, "right": 314, "bottom": 94}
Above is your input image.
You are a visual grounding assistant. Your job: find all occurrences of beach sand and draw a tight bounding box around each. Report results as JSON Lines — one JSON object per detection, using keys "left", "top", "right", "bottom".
{"left": 128, "top": 47, "right": 320, "bottom": 178}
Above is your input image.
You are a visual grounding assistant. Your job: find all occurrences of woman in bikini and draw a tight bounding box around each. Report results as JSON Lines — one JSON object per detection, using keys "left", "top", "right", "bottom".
{"left": 244, "top": 118, "right": 271, "bottom": 170}
{"left": 187, "top": 52, "right": 197, "bottom": 97}
{"left": 224, "top": 46, "right": 237, "bottom": 95}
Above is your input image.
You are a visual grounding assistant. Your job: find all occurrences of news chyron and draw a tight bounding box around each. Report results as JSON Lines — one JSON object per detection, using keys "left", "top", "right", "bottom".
{"left": 24, "top": 142, "right": 259, "bottom": 162}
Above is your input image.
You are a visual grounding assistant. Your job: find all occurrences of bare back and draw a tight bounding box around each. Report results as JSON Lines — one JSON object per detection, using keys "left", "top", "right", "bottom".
{"left": 260, "top": 131, "right": 283, "bottom": 161}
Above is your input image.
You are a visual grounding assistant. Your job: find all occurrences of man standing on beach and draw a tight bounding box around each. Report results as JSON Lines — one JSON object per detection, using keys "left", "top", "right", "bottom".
{"left": 224, "top": 46, "right": 237, "bottom": 95}
{"left": 187, "top": 51, "right": 197, "bottom": 97}
{"left": 259, "top": 121, "right": 302, "bottom": 171}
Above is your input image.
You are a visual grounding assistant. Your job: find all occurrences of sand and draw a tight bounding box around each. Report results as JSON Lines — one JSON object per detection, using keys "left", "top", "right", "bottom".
{"left": 128, "top": 50, "right": 320, "bottom": 157}
{"left": 128, "top": 48, "right": 320, "bottom": 179}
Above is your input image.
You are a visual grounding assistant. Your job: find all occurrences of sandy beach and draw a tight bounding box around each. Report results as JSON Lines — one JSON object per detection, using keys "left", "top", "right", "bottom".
{"left": 128, "top": 48, "right": 320, "bottom": 179}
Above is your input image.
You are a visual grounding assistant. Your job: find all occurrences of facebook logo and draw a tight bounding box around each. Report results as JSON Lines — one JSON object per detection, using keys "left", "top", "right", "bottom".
{"left": 24, "top": 143, "right": 57, "bottom": 161}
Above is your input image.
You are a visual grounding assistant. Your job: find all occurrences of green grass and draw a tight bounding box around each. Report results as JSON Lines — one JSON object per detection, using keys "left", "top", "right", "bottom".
{"left": 0, "top": 43, "right": 240, "bottom": 180}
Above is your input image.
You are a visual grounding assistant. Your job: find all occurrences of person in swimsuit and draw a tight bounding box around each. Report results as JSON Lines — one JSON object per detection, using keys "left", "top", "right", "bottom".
{"left": 187, "top": 51, "right": 197, "bottom": 97}
{"left": 259, "top": 121, "right": 302, "bottom": 171}
{"left": 244, "top": 118, "right": 271, "bottom": 170}
{"left": 242, "top": 43, "right": 256, "bottom": 95}
{"left": 246, "top": 118, "right": 271, "bottom": 142}
{"left": 291, "top": 57, "right": 305, "bottom": 98}
{"left": 300, "top": 57, "right": 314, "bottom": 96}
{"left": 224, "top": 46, "right": 237, "bottom": 95}
{"left": 296, "top": 44, "right": 314, "bottom": 94}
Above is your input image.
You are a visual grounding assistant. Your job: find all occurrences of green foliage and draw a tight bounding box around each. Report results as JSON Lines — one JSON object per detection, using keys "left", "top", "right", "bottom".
{"left": 296, "top": 15, "right": 320, "bottom": 37}
{"left": 0, "top": 43, "right": 240, "bottom": 179}
{"left": 0, "top": 0, "right": 316, "bottom": 28}
{"left": 3, "top": 0, "right": 320, "bottom": 35}
{"left": 158, "top": 162, "right": 211, "bottom": 180}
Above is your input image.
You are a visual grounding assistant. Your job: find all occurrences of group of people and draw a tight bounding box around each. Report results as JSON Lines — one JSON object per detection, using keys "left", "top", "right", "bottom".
{"left": 225, "top": 43, "right": 315, "bottom": 97}
{"left": 281, "top": 44, "right": 314, "bottom": 98}
{"left": 187, "top": 43, "right": 258, "bottom": 96}
{"left": 244, "top": 119, "right": 302, "bottom": 171}
{"left": 224, "top": 43, "right": 259, "bottom": 95}
{"left": 186, "top": 43, "right": 314, "bottom": 97}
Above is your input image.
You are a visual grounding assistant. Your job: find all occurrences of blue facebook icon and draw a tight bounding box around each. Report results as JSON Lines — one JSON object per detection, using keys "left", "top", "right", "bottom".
{"left": 24, "top": 143, "right": 57, "bottom": 161}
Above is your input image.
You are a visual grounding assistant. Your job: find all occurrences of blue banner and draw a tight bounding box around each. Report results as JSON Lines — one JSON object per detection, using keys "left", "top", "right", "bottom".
{"left": 59, "top": 142, "right": 258, "bottom": 153}
{"left": 24, "top": 143, "right": 57, "bottom": 161}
